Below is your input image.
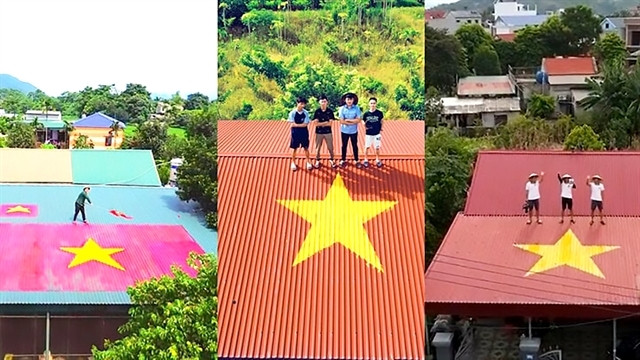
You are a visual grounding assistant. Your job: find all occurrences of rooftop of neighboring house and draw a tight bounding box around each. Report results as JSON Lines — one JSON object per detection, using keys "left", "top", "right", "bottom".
{"left": 73, "top": 112, "right": 125, "bottom": 129}
{"left": 542, "top": 56, "right": 597, "bottom": 76}
{"left": 457, "top": 75, "right": 517, "bottom": 96}
{"left": 601, "top": 17, "right": 626, "bottom": 30}
{"left": 495, "top": 14, "right": 549, "bottom": 26}
{"left": 449, "top": 10, "right": 482, "bottom": 19}
{"left": 425, "top": 9, "right": 446, "bottom": 20}
{"left": 495, "top": 33, "right": 516, "bottom": 42}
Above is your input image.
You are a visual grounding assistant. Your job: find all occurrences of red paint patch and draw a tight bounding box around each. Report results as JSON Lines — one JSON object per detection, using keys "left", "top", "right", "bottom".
{"left": 109, "top": 209, "right": 133, "bottom": 219}
{"left": 0, "top": 223, "right": 205, "bottom": 291}
{"left": 0, "top": 204, "right": 38, "bottom": 217}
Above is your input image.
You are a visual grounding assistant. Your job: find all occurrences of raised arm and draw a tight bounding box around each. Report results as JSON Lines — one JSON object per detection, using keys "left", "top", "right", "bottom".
{"left": 586, "top": 176, "right": 591, "bottom": 186}
{"left": 538, "top": 171, "right": 545, "bottom": 183}
{"left": 557, "top": 173, "right": 562, "bottom": 183}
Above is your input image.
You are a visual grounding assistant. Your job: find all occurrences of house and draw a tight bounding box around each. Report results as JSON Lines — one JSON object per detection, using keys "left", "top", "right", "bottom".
{"left": 70, "top": 112, "right": 126, "bottom": 150}
{"left": 540, "top": 56, "right": 598, "bottom": 115}
{"left": 22, "top": 110, "right": 68, "bottom": 147}
{"left": 427, "top": 10, "right": 483, "bottom": 34}
{"left": 493, "top": 0, "right": 537, "bottom": 20}
{"left": 218, "top": 120, "right": 424, "bottom": 360}
{"left": 492, "top": 14, "right": 548, "bottom": 35}
{"left": 426, "top": 151, "right": 640, "bottom": 357}
{"left": 494, "top": 33, "right": 516, "bottom": 42}
{"left": 24, "top": 110, "right": 62, "bottom": 122}
{"left": 425, "top": 9, "right": 446, "bottom": 21}
{"left": 599, "top": 17, "right": 640, "bottom": 65}
{"left": 600, "top": 17, "right": 625, "bottom": 36}
{"left": 0, "top": 149, "right": 215, "bottom": 356}
{"left": 441, "top": 75, "right": 521, "bottom": 129}
{"left": 0, "top": 109, "right": 16, "bottom": 118}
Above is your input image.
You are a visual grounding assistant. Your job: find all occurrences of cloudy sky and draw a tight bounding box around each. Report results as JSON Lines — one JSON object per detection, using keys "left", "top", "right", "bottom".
{"left": 0, "top": 0, "right": 217, "bottom": 98}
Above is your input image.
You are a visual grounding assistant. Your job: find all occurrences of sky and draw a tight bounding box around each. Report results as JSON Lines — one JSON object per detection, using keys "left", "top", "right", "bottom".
{"left": 0, "top": 0, "right": 217, "bottom": 99}
{"left": 425, "top": 0, "right": 458, "bottom": 8}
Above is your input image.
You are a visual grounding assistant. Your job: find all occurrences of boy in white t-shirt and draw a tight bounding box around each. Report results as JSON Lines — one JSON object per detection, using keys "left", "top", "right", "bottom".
{"left": 525, "top": 172, "right": 544, "bottom": 224}
{"left": 586, "top": 175, "right": 605, "bottom": 225}
{"left": 558, "top": 173, "right": 576, "bottom": 224}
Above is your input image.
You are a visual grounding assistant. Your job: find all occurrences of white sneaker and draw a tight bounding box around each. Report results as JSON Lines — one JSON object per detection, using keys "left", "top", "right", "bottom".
{"left": 306, "top": 162, "right": 313, "bottom": 170}
{"left": 314, "top": 160, "right": 321, "bottom": 168}
{"left": 291, "top": 162, "right": 298, "bottom": 171}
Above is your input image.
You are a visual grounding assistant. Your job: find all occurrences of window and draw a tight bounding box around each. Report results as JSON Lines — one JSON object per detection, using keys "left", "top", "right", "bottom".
{"left": 605, "top": 23, "right": 609, "bottom": 29}
{"left": 494, "top": 114, "right": 508, "bottom": 126}
{"left": 105, "top": 136, "right": 113, "bottom": 147}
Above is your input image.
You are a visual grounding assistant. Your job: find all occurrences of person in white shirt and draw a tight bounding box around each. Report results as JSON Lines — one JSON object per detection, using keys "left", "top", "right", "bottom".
{"left": 586, "top": 175, "right": 605, "bottom": 225}
{"left": 525, "top": 172, "right": 544, "bottom": 224}
{"left": 557, "top": 173, "right": 576, "bottom": 224}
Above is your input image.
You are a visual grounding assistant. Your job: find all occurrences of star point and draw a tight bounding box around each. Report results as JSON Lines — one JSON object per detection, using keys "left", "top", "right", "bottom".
{"left": 60, "top": 238, "right": 125, "bottom": 271}
{"left": 514, "top": 229, "right": 619, "bottom": 278}
{"left": 6, "top": 205, "right": 30, "bottom": 214}
{"left": 278, "top": 173, "right": 396, "bottom": 272}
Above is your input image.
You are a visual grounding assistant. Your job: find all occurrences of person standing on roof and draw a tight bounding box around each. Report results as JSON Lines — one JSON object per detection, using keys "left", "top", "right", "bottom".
{"left": 288, "top": 97, "right": 313, "bottom": 172}
{"left": 587, "top": 175, "right": 605, "bottom": 225}
{"left": 558, "top": 173, "right": 576, "bottom": 224}
{"left": 338, "top": 92, "right": 363, "bottom": 168}
{"left": 525, "top": 172, "right": 544, "bottom": 225}
{"left": 363, "top": 97, "right": 384, "bottom": 168}
{"left": 312, "top": 95, "right": 337, "bottom": 169}
{"left": 73, "top": 186, "right": 92, "bottom": 223}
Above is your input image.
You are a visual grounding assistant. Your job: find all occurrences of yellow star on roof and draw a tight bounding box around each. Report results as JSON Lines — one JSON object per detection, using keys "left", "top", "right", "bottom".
{"left": 277, "top": 173, "right": 397, "bottom": 272}
{"left": 514, "top": 229, "right": 619, "bottom": 278}
{"left": 6, "top": 205, "right": 30, "bottom": 214}
{"left": 60, "top": 238, "right": 125, "bottom": 271}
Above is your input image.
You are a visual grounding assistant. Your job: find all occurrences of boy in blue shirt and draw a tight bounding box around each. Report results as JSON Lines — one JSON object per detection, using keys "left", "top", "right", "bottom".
{"left": 338, "top": 92, "right": 362, "bottom": 168}
{"left": 288, "top": 97, "right": 313, "bottom": 171}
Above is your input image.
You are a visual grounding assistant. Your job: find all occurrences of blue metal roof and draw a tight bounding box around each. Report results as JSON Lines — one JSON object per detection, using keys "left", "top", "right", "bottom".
{"left": 73, "top": 112, "right": 125, "bottom": 129}
{"left": 497, "top": 15, "right": 549, "bottom": 26}
{"left": 0, "top": 184, "right": 217, "bottom": 305}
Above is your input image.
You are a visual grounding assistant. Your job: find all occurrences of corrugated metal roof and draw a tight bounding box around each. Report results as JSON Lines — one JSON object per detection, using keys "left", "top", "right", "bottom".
{"left": 496, "top": 15, "right": 548, "bottom": 26}
{"left": 21, "top": 119, "right": 66, "bottom": 129}
{"left": 441, "top": 97, "right": 520, "bottom": 114}
{"left": 457, "top": 76, "right": 516, "bottom": 96}
{"left": 70, "top": 149, "right": 161, "bottom": 186}
{"left": 73, "top": 112, "right": 125, "bottom": 129}
{"left": 465, "top": 151, "right": 640, "bottom": 216}
{"left": 0, "top": 149, "right": 73, "bottom": 183}
{"left": 425, "top": 214, "right": 640, "bottom": 316}
{"left": 218, "top": 120, "right": 424, "bottom": 158}
{"left": 218, "top": 120, "right": 424, "bottom": 359}
{"left": 542, "top": 57, "right": 597, "bottom": 76}
{"left": 0, "top": 184, "right": 217, "bottom": 304}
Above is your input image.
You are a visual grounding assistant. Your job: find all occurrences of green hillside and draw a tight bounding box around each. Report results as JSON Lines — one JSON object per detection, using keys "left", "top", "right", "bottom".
{"left": 432, "top": 0, "right": 634, "bottom": 16}
{"left": 218, "top": 7, "right": 425, "bottom": 120}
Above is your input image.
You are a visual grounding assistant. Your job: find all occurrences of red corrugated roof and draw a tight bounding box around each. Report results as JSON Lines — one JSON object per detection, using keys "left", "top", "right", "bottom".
{"left": 542, "top": 57, "right": 597, "bottom": 75}
{"left": 495, "top": 33, "right": 516, "bottom": 42}
{"left": 218, "top": 120, "right": 424, "bottom": 158}
{"left": 426, "top": 10, "right": 446, "bottom": 20}
{"left": 465, "top": 151, "right": 640, "bottom": 217}
{"left": 218, "top": 121, "right": 424, "bottom": 360}
{"left": 426, "top": 215, "right": 640, "bottom": 317}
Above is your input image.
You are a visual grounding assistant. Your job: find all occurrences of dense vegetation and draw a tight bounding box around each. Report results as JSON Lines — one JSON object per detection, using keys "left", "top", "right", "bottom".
{"left": 218, "top": 0, "right": 424, "bottom": 120}
{"left": 426, "top": 4, "right": 640, "bottom": 264}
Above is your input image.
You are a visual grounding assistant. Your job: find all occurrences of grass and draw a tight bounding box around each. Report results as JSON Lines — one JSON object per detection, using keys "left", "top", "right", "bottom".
{"left": 123, "top": 125, "right": 186, "bottom": 139}
{"left": 219, "top": 7, "right": 424, "bottom": 120}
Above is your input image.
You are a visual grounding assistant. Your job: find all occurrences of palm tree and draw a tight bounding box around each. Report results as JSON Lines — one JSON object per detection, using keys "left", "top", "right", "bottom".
{"left": 110, "top": 120, "right": 121, "bottom": 149}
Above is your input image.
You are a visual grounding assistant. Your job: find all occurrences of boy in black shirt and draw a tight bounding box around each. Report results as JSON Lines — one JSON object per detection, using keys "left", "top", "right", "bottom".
{"left": 363, "top": 97, "right": 383, "bottom": 168}
{"left": 312, "top": 95, "right": 337, "bottom": 168}
{"left": 288, "top": 97, "right": 313, "bottom": 171}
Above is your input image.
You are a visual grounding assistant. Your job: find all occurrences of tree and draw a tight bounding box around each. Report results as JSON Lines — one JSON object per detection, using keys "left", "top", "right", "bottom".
{"left": 527, "top": 93, "right": 556, "bottom": 119}
{"left": 185, "top": 93, "right": 210, "bottom": 111}
{"left": 494, "top": 116, "right": 553, "bottom": 149}
{"left": 560, "top": 5, "right": 602, "bottom": 55}
{"left": 92, "top": 253, "right": 218, "bottom": 360}
{"left": 7, "top": 122, "right": 35, "bottom": 148}
{"left": 594, "top": 32, "right": 627, "bottom": 66}
{"left": 132, "top": 121, "right": 169, "bottom": 158}
{"left": 538, "top": 15, "right": 572, "bottom": 56}
{"left": 73, "top": 134, "right": 94, "bottom": 149}
{"left": 454, "top": 24, "right": 494, "bottom": 69}
{"left": 425, "top": 86, "right": 443, "bottom": 127}
{"left": 564, "top": 124, "right": 605, "bottom": 150}
{"left": 493, "top": 39, "right": 518, "bottom": 73}
{"left": 514, "top": 26, "right": 547, "bottom": 67}
{"left": 176, "top": 106, "right": 217, "bottom": 229}
{"left": 472, "top": 44, "right": 501, "bottom": 75}
{"left": 426, "top": 26, "right": 467, "bottom": 94}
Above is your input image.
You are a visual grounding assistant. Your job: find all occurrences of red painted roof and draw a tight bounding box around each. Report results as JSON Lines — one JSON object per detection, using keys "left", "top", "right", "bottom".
{"left": 218, "top": 121, "right": 425, "bottom": 359}
{"left": 457, "top": 76, "right": 515, "bottom": 96}
{"left": 465, "top": 151, "right": 640, "bottom": 217}
{"left": 542, "top": 57, "right": 597, "bottom": 75}
{"left": 425, "top": 215, "right": 640, "bottom": 317}
{"left": 495, "top": 33, "right": 516, "bottom": 42}
{"left": 426, "top": 10, "right": 446, "bottom": 20}
{"left": 218, "top": 120, "right": 424, "bottom": 158}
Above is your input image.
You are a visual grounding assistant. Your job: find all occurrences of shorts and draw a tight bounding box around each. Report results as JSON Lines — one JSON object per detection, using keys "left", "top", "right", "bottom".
{"left": 591, "top": 200, "right": 603, "bottom": 211}
{"left": 561, "top": 197, "right": 573, "bottom": 210}
{"left": 290, "top": 131, "right": 309, "bottom": 149}
{"left": 365, "top": 134, "right": 381, "bottom": 149}
{"left": 527, "top": 199, "right": 539, "bottom": 211}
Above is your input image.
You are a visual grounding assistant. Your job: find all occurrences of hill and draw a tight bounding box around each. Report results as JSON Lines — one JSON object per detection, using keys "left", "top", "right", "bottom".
{"left": 430, "top": 0, "right": 634, "bottom": 15}
{"left": 218, "top": 7, "right": 425, "bottom": 120}
{"left": 0, "top": 74, "right": 38, "bottom": 94}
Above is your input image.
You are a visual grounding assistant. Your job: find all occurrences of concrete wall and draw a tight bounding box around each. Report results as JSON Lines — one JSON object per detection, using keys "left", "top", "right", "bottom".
{"left": 481, "top": 111, "right": 520, "bottom": 127}
{"left": 70, "top": 128, "right": 124, "bottom": 150}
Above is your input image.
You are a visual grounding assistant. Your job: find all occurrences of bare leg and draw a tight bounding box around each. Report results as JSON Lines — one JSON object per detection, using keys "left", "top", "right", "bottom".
{"left": 304, "top": 148, "right": 311, "bottom": 163}
{"left": 375, "top": 148, "right": 380, "bottom": 162}
{"left": 570, "top": 209, "right": 574, "bottom": 223}
{"left": 590, "top": 210, "right": 594, "bottom": 225}
{"left": 600, "top": 209, "right": 605, "bottom": 224}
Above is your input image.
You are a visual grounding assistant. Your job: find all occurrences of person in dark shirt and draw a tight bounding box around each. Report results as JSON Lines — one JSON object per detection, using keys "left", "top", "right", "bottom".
{"left": 312, "top": 95, "right": 337, "bottom": 168}
{"left": 362, "top": 97, "right": 384, "bottom": 168}
{"left": 288, "top": 97, "right": 313, "bottom": 171}
{"left": 73, "top": 186, "right": 92, "bottom": 223}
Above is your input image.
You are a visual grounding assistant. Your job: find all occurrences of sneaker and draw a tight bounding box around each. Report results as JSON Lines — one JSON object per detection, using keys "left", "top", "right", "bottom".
{"left": 291, "top": 162, "right": 298, "bottom": 171}
{"left": 330, "top": 160, "right": 337, "bottom": 168}
{"left": 340, "top": 160, "right": 347, "bottom": 168}
{"left": 306, "top": 162, "right": 313, "bottom": 170}
{"left": 83, "top": 220, "right": 88, "bottom": 224}
{"left": 355, "top": 162, "right": 363, "bottom": 169}
{"left": 376, "top": 160, "right": 383, "bottom": 168}
{"left": 314, "top": 160, "right": 321, "bottom": 169}
{"left": 363, "top": 160, "right": 370, "bottom": 168}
